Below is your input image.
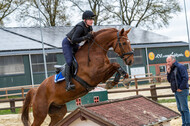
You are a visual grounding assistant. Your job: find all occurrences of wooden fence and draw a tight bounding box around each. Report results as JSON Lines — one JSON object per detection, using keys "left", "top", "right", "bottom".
{"left": 0, "top": 73, "right": 189, "bottom": 112}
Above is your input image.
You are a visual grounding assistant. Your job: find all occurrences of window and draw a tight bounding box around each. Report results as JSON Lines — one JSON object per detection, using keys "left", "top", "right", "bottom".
{"left": 31, "top": 54, "right": 57, "bottom": 73}
{"left": 94, "top": 96, "right": 99, "bottom": 103}
{"left": 0, "top": 56, "right": 24, "bottom": 75}
{"left": 159, "top": 65, "right": 166, "bottom": 75}
{"left": 184, "top": 63, "right": 189, "bottom": 69}
{"left": 75, "top": 98, "right": 82, "bottom": 106}
{"left": 184, "top": 63, "right": 189, "bottom": 72}
{"left": 133, "top": 49, "right": 143, "bottom": 65}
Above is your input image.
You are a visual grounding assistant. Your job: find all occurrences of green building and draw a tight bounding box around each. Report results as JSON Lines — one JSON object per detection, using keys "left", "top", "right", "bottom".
{"left": 0, "top": 26, "right": 189, "bottom": 88}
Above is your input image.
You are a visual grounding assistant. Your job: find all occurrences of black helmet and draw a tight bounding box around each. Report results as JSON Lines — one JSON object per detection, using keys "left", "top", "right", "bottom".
{"left": 82, "top": 10, "right": 96, "bottom": 20}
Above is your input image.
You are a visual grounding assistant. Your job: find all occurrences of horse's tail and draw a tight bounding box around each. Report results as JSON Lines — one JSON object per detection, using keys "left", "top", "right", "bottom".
{"left": 21, "top": 88, "right": 36, "bottom": 126}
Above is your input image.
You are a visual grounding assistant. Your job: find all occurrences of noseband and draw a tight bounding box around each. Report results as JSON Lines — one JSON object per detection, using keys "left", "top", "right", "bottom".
{"left": 114, "top": 32, "right": 134, "bottom": 62}
{"left": 88, "top": 31, "right": 133, "bottom": 63}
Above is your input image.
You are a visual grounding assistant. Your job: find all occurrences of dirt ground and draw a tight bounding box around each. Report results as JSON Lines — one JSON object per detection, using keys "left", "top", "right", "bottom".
{"left": 0, "top": 82, "right": 186, "bottom": 126}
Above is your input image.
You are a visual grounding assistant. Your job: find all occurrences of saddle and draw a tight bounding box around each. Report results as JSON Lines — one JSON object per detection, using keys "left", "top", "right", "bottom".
{"left": 54, "top": 58, "right": 95, "bottom": 91}
{"left": 54, "top": 58, "right": 78, "bottom": 83}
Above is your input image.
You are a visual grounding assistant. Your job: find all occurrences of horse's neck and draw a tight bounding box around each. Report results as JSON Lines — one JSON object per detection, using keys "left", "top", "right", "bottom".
{"left": 90, "top": 34, "right": 115, "bottom": 52}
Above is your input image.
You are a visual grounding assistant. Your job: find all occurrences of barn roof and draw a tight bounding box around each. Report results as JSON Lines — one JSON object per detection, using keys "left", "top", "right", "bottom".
{"left": 0, "top": 26, "right": 188, "bottom": 53}
{"left": 55, "top": 95, "right": 180, "bottom": 126}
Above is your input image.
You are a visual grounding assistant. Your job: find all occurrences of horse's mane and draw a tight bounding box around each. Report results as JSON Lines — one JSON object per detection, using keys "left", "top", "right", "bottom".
{"left": 82, "top": 28, "right": 118, "bottom": 46}
{"left": 93, "top": 28, "right": 118, "bottom": 37}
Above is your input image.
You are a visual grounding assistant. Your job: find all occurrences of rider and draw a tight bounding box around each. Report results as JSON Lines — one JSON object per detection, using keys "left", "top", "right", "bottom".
{"left": 62, "top": 10, "right": 96, "bottom": 91}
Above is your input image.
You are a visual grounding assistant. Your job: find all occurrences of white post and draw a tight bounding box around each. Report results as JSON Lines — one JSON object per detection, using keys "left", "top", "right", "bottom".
{"left": 37, "top": 0, "right": 48, "bottom": 78}
{"left": 145, "top": 47, "right": 151, "bottom": 82}
{"left": 29, "top": 54, "right": 34, "bottom": 87}
{"left": 183, "top": 0, "right": 190, "bottom": 51}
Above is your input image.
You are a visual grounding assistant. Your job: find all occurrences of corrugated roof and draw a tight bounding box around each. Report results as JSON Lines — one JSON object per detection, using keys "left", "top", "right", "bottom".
{"left": 0, "top": 28, "right": 53, "bottom": 51}
{"left": 0, "top": 26, "right": 187, "bottom": 52}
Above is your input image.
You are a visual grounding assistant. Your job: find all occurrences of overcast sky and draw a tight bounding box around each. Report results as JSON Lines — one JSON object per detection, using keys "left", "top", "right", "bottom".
{"left": 4, "top": 0, "right": 190, "bottom": 43}
{"left": 153, "top": 0, "right": 190, "bottom": 42}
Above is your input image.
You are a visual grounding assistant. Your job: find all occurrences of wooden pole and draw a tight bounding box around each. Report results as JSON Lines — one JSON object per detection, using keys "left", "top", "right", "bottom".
{"left": 21, "top": 88, "right": 24, "bottom": 98}
{"left": 150, "top": 84, "right": 158, "bottom": 101}
{"left": 10, "top": 99, "right": 16, "bottom": 113}
{"left": 134, "top": 76, "right": 138, "bottom": 95}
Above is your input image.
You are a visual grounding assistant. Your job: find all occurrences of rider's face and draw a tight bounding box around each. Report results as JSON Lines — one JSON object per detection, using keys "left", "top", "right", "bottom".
{"left": 85, "top": 19, "right": 94, "bottom": 26}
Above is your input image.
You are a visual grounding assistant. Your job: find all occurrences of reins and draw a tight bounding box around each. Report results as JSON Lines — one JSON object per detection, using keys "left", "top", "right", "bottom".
{"left": 114, "top": 32, "right": 134, "bottom": 61}
{"left": 87, "top": 31, "right": 134, "bottom": 65}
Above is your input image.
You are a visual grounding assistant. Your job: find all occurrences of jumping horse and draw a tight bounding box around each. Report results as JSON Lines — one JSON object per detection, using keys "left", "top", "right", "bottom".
{"left": 21, "top": 28, "right": 134, "bottom": 126}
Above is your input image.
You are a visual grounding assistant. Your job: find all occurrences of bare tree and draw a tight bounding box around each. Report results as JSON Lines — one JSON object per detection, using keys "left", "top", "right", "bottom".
{"left": 0, "top": 0, "right": 25, "bottom": 26}
{"left": 105, "top": 0, "right": 182, "bottom": 29}
{"left": 19, "top": 0, "right": 70, "bottom": 26}
{"left": 68, "top": 0, "right": 113, "bottom": 25}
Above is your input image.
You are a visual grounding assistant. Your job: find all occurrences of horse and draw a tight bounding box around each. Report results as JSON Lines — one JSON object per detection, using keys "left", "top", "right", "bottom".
{"left": 21, "top": 28, "right": 134, "bottom": 126}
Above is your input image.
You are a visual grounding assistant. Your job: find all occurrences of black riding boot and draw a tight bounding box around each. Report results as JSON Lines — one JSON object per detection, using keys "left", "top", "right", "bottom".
{"left": 65, "top": 64, "right": 75, "bottom": 91}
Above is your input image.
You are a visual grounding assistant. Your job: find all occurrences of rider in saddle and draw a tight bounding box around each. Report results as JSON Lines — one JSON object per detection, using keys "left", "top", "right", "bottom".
{"left": 62, "top": 10, "right": 96, "bottom": 91}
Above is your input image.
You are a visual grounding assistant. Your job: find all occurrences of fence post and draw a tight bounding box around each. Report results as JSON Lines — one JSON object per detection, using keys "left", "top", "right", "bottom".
{"left": 150, "top": 84, "right": 157, "bottom": 101}
{"left": 10, "top": 99, "right": 16, "bottom": 113}
{"left": 21, "top": 88, "right": 24, "bottom": 98}
{"left": 5, "top": 90, "right": 8, "bottom": 99}
{"left": 134, "top": 76, "right": 138, "bottom": 95}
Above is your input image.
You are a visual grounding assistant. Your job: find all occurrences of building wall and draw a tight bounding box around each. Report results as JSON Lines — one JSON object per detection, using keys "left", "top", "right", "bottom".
{"left": 0, "top": 53, "right": 65, "bottom": 88}
{"left": 0, "top": 55, "right": 31, "bottom": 88}
{"left": 0, "top": 45, "right": 189, "bottom": 88}
{"left": 147, "top": 46, "right": 190, "bottom": 75}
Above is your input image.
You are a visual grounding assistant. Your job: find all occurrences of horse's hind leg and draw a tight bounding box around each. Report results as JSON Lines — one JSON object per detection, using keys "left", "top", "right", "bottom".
{"left": 32, "top": 101, "right": 49, "bottom": 126}
{"left": 48, "top": 104, "right": 67, "bottom": 126}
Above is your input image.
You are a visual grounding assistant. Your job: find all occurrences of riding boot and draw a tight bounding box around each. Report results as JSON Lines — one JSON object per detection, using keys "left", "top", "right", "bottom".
{"left": 65, "top": 64, "right": 75, "bottom": 91}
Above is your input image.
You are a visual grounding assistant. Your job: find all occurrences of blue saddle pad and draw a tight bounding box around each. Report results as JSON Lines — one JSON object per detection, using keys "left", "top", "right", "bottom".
{"left": 54, "top": 58, "right": 78, "bottom": 83}
{"left": 54, "top": 71, "right": 65, "bottom": 83}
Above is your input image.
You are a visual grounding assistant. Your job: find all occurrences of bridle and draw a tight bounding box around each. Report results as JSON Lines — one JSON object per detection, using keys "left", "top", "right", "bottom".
{"left": 88, "top": 31, "right": 134, "bottom": 64}
{"left": 113, "top": 32, "right": 134, "bottom": 62}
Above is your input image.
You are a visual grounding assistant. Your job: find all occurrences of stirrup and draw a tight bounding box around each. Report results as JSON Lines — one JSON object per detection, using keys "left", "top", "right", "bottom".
{"left": 65, "top": 84, "right": 75, "bottom": 91}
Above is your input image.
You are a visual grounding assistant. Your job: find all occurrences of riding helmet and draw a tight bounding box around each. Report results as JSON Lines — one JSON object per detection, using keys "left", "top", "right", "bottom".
{"left": 82, "top": 10, "right": 96, "bottom": 20}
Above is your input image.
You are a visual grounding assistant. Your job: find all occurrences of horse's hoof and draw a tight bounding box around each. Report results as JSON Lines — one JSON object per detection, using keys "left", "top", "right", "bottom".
{"left": 123, "top": 78, "right": 131, "bottom": 89}
{"left": 105, "top": 81, "right": 113, "bottom": 89}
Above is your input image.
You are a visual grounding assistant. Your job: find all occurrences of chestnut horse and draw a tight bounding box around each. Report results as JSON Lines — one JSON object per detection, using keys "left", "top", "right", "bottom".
{"left": 21, "top": 28, "right": 134, "bottom": 126}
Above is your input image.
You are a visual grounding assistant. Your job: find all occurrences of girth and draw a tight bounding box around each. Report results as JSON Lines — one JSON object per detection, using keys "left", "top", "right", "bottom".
{"left": 73, "top": 75, "right": 95, "bottom": 92}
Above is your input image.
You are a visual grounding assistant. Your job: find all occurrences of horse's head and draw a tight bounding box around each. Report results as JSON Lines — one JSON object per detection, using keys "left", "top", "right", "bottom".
{"left": 113, "top": 28, "right": 134, "bottom": 65}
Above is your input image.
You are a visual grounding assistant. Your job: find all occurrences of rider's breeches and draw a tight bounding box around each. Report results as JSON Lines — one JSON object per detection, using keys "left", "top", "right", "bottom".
{"left": 62, "top": 37, "right": 79, "bottom": 66}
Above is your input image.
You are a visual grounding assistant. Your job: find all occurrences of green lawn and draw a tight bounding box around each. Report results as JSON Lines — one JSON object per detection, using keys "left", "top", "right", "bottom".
{"left": 158, "top": 95, "right": 190, "bottom": 103}
{"left": 0, "top": 108, "right": 21, "bottom": 115}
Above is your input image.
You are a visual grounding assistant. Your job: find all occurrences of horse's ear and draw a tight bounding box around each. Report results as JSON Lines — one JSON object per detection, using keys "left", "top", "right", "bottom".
{"left": 119, "top": 28, "right": 125, "bottom": 36}
{"left": 125, "top": 28, "right": 131, "bottom": 34}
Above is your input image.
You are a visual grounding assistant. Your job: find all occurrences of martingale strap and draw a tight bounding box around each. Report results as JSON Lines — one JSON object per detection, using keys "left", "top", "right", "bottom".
{"left": 73, "top": 75, "right": 95, "bottom": 92}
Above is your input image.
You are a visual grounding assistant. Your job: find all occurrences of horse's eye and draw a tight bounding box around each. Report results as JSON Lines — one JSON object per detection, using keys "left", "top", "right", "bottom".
{"left": 123, "top": 42, "right": 126, "bottom": 45}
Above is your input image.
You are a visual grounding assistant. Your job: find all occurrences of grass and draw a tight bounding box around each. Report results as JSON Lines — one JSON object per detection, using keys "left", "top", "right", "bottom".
{"left": 0, "top": 108, "right": 21, "bottom": 115}
{"left": 0, "top": 96, "right": 21, "bottom": 99}
{"left": 158, "top": 95, "right": 190, "bottom": 103}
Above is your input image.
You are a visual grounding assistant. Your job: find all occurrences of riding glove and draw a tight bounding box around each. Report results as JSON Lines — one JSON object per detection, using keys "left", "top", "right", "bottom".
{"left": 83, "top": 33, "right": 93, "bottom": 40}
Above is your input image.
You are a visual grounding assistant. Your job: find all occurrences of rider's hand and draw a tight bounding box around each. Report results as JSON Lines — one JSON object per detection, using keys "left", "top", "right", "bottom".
{"left": 83, "top": 33, "right": 93, "bottom": 40}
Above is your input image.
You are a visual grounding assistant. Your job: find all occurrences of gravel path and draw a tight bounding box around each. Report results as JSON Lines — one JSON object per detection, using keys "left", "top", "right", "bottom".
{"left": 0, "top": 82, "right": 186, "bottom": 126}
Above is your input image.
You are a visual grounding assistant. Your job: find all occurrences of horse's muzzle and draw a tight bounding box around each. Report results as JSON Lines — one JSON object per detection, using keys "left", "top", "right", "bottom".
{"left": 125, "top": 58, "right": 133, "bottom": 65}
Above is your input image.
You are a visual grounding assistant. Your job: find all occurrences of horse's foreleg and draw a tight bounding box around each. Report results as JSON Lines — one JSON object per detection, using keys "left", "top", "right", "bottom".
{"left": 102, "top": 63, "right": 120, "bottom": 82}
{"left": 48, "top": 104, "right": 67, "bottom": 126}
{"left": 103, "top": 63, "right": 129, "bottom": 89}
{"left": 100, "top": 63, "right": 120, "bottom": 89}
